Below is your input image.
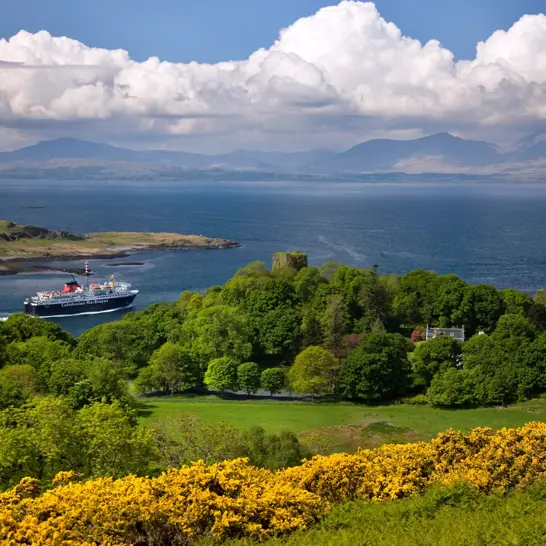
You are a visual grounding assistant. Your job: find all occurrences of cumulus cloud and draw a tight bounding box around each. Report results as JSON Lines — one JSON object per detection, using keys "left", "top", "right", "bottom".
{"left": 0, "top": 1, "right": 546, "bottom": 151}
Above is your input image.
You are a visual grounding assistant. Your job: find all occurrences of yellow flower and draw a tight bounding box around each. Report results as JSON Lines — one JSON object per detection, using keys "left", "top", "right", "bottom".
{"left": 3, "top": 423, "right": 546, "bottom": 544}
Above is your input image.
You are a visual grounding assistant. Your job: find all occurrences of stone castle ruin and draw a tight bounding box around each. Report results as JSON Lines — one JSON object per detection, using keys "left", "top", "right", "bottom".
{"left": 272, "top": 251, "right": 308, "bottom": 272}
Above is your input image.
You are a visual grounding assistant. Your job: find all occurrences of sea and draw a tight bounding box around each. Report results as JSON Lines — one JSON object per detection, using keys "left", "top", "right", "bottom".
{"left": 1, "top": 178, "right": 546, "bottom": 336}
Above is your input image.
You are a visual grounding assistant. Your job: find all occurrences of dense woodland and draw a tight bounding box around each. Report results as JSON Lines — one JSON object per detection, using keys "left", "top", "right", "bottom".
{"left": 1, "top": 253, "right": 546, "bottom": 488}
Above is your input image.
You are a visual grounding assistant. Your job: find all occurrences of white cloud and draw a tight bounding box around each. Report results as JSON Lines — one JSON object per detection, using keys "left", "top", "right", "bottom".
{"left": 0, "top": 1, "right": 546, "bottom": 151}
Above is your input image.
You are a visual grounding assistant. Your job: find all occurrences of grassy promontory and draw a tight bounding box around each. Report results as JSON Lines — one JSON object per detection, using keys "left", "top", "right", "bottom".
{"left": 0, "top": 219, "right": 239, "bottom": 272}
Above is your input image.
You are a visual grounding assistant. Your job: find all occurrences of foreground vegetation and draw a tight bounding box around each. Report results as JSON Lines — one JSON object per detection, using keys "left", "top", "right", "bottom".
{"left": 2, "top": 422, "right": 546, "bottom": 544}
{"left": 211, "top": 483, "right": 546, "bottom": 546}
{"left": 0, "top": 218, "right": 238, "bottom": 259}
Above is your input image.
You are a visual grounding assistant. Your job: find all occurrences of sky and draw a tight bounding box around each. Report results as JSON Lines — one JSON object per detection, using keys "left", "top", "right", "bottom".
{"left": 0, "top": 0, "right": 545, "bottom": 152}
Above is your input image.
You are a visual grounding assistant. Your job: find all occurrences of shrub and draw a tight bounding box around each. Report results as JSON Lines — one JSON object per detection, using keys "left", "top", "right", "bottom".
{"left": 401, "top": 394, "right": 428, "bottom": 406}
{"left": 0, "top": 459, "right": 326, "bottom": 544}
{"left": 3, "top": 423, "right": 546, "bottom": 544}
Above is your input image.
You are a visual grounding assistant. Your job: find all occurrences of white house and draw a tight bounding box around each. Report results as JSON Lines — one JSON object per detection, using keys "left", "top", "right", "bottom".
{"left": 425, "top": 326, "right": 465, "bottom": 343}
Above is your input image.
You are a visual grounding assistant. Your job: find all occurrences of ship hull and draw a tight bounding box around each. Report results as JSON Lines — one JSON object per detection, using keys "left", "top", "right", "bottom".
{"left": 24, "top": 294, "right": 137, "bottom": 318}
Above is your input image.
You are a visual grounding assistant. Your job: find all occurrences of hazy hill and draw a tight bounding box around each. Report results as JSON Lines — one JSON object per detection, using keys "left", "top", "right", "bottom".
{"left": 1, "top": 132, "right": 545, "bottom": 178}
{"left": 327, "top": 133, "right": 501, "bottom": 172}
{"left": 0, "top": 138, "right": 138, "bottom": 163}
{"left": 0, "top": 138, "right": 275, "bottom": 171}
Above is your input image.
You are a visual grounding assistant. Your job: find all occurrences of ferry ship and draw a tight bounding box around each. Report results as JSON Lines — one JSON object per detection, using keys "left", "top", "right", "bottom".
{"left": 23, "top": 263, "right": 139, "bottom": 318}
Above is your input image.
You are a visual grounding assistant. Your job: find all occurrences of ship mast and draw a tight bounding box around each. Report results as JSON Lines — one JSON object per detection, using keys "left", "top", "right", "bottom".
{"left": 85, "top": 261, "right": 89, "bottom": 288}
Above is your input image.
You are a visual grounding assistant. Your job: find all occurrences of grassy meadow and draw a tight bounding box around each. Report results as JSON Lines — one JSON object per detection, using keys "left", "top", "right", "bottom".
{"left": 137, "top": 395, "right": 546, "bottom": 452}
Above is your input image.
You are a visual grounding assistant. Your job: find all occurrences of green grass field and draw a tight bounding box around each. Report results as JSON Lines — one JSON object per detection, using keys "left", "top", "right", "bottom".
{"left": 137, "top": 396, "right": 546, "bottom": 451}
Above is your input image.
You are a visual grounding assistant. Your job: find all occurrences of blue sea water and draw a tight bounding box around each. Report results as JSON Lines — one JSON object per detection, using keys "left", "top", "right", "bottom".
{"left": 1, "top": 179, "right": 546, "bottom": 336}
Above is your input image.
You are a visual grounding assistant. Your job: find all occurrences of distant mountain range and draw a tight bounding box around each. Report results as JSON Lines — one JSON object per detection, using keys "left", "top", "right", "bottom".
{"left": 1, "top": 132, "right": 546, "bottom": 179}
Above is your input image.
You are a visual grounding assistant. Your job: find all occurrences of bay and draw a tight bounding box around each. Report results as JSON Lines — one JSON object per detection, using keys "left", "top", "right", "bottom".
{"left": 0, "top": 179, "right": 545, "bottom": 336}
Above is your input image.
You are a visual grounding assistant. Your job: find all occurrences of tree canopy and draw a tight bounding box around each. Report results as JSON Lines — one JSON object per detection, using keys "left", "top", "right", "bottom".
{"left": 288, "top": 346, "right": 338, "bottom": 396}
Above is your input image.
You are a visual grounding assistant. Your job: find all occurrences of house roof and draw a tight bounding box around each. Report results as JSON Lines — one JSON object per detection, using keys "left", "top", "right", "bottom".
{"left": 426, "top": 327, "right": 464, "bottom": 334}
{"left": 425, "top": 326, "right": 465, "bottom": 341}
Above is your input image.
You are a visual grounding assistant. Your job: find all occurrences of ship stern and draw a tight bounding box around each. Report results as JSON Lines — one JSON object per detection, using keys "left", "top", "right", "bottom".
{"left": 24, "top": 301, "right": 37, "bottom": 316}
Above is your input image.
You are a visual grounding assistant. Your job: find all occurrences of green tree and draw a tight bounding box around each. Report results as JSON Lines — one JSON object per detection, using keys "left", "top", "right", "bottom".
{"left": 411, "top": 336, "right": 462, "bottom": 388}
{"left": 0, "top": 365, "right": 41, "bottom": 408}
{"left": 427, "top": 368, "right": 476, "bottom": 407}
{"left": 338, "top": 333, "right": 413, "bottom": 402}
{"left": 181, "top": 305, "right": 253, "bottom": 363}
{"left": 319, "top": 261, "right": 342, "bottom": 282}
{"left": 461, "top": 334, "right": 498, "bottom": 371}
{"left": 491, "top": 314, "right": 536, "bottom": 341}
{"left": 460, "top": 334, "right": 533, "bottom": 405}
{"left": 25, "top": 397, "right": 79, "bottom": 480}
{"left": 320, "top": 295, "right": 350, "bottom": 357}
{"left": 293, "top": 267, "right": 327, "bottom": 303}
{"left": 301, "top": 306, "right": 323, "bottom": 347}
{"left": 288, "top": 346, "right": 338, "bottom": 396}
{"left": 6, "top": 336, "right": 73, "bottom": 388}
{"left": 530, "top": 290, "right": 546, "bottom": 329}
{"left": 260, "top": 367, "right": 285, "bottom": 396}
{"left": 378, "top": 273, "right": 399, "bottom": 327}
{"left": 134, "top": 366, "right": 161, "bottom": 396}
{"left": 331, "top": 266, "right": 388, "bottom": 329}
{"left": 150, "top": 414, "right": 245, "bottom": 469}
{"left": 392, "top": 270, "right": 438, "bottom": 327}
{"left": 0, "top": 397, "right": 78, "bottom": 486}
{"left": 243, "top": 277, "right": 298, "bottom": 316}
{"left": 0, "top": 313, "right": 74, "bottom": 344}
{"left": 84, "top": 358, "right": 130, "bottom": 405}
{"left": 48, "top": 358, "right": 86, "bottom": 396}
{"left": 501, "top": 289, "right": 533, "bottom": 317}
{"left": 312, "top": 283, "right": 343, "bottom": 315}
{"left": 221, "top": 276, "right": 260, "bottom": 308}
{"left": 123, "top": 303, "right": 186, "bottom": 354}
{"left": 233, "top": 261, "right": 271, "bottom": 278}
{"left": 256, "top": 307, "right": 301, "bottom": 362}
{"left": 237, "top": 362, "right": 261, "bottom": 395}
{"left": 67, "top": 379, "right": 99, "bottom": 409}
{"left": 177, "top": 291, "right": 204, "bottom": 317}
{"left": 240, "top": 426, "right": 311, "bottom": 470}
{"left": 76, "top": 402, "right": 155, "bottom": 479}
{"left": 354, "top": 271, "right": 389, "bottom": 331}
{"left": 461, "top": 284, "right": 506, "bottom": 335}
{"left": 431, "top": 275, "right": 468, "bottom": 327}
{"left": 136, "top": 342, "right": 200, "bottom": 395}
{"left": 518, "top": 333, "right": 546, "bottom": 396}
{"left": 204, "top": 357, "right": 239, "bottom": 393}
{"left": 0, "top": 335, "right": 7, "bottom": 368}
{"left": 0, "top": 398, "right": 155, "bottom": 486}
{"left": 77, "top": 321, "right": 151, "bottom": 370}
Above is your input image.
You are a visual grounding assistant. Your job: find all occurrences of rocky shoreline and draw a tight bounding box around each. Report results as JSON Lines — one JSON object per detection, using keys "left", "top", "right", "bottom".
{"left": 0, "top": 240, "right": 240, "bottom": 275}
{"left": 0, "top": 264, "right": 90, "bottom": 276}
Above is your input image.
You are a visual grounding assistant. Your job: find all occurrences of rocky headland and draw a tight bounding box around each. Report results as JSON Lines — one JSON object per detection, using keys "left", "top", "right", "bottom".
{"left": 0, "top": 220, "right": 239, "bottom": 275}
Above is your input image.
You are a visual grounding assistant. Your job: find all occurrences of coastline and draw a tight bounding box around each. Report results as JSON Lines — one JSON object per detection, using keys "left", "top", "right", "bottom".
{"left": 0, "top": 240, "right": 240, "bottom": 275}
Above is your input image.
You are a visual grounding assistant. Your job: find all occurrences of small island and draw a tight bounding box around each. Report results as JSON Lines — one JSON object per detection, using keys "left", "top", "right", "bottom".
{"left": 0, "top": 219, "right": 239, "bottom": 275}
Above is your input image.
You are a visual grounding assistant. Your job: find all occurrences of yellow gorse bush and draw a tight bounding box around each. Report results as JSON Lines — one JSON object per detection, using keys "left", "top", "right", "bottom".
{"left": 2, "top": 422, "right": 546, "bottom": 545}
{"left": 0, "top": 459, "right": 326, "bottom": 545}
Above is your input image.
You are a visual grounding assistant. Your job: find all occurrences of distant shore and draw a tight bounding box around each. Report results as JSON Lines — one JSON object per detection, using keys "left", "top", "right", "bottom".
{"left": 0, "top": 220, "right": 240, "bottom": 275}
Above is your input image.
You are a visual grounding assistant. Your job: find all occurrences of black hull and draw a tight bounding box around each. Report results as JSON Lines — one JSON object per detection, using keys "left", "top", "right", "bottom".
{"left": 24, "top": 294, "right": 137, "bottom": 318}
